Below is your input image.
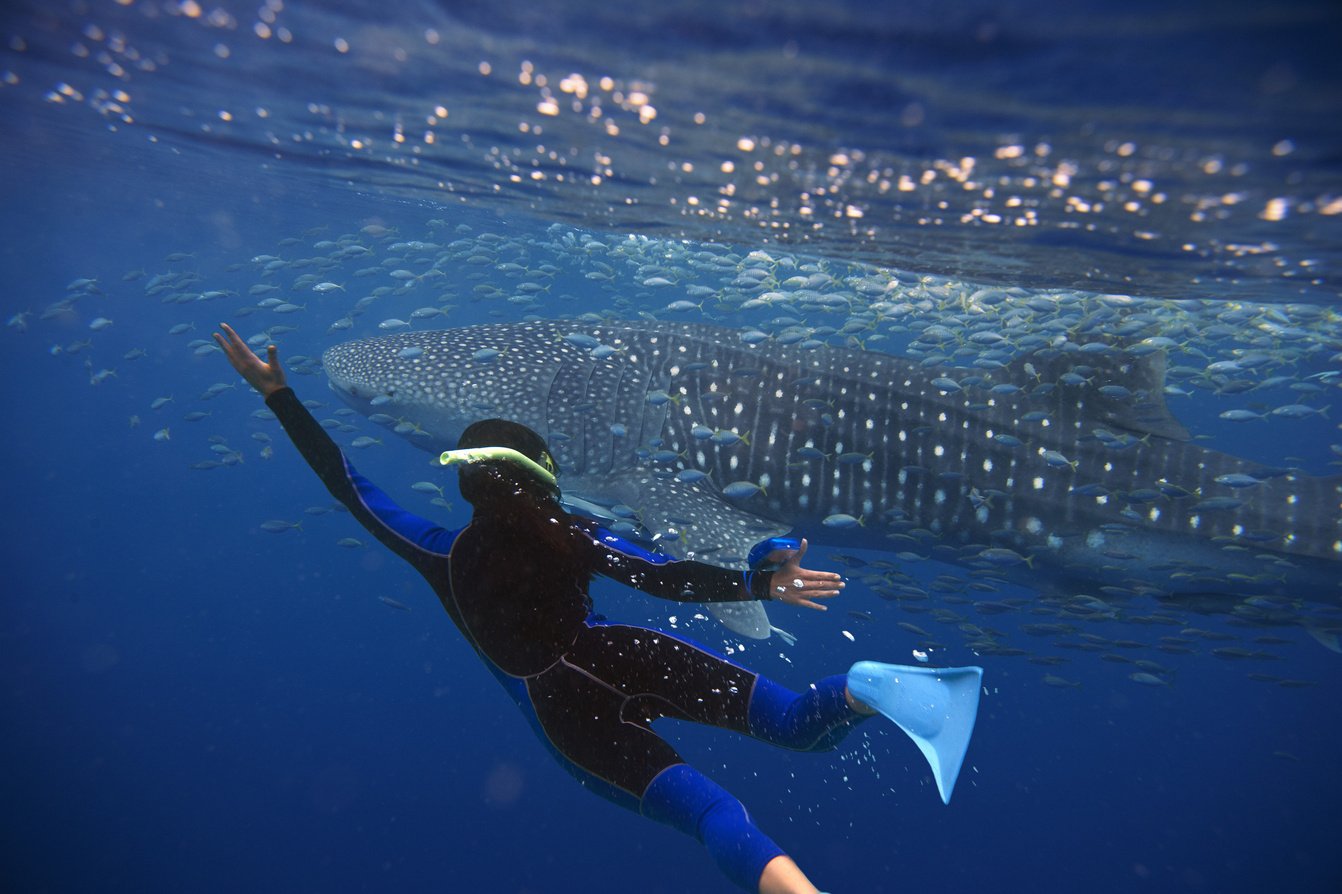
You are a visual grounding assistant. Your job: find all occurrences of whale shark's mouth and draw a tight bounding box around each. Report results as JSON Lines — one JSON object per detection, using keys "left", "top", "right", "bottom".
{"left": 322, "top": 340, "right": 409, "bottom": 409}
{"left": 325, "top": 373, "right": 387, "bottom": 411}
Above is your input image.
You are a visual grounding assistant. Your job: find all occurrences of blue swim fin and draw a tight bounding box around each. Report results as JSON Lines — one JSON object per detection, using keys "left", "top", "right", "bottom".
{"left": 847, "top": 661, "right": 984, "bottom": 804}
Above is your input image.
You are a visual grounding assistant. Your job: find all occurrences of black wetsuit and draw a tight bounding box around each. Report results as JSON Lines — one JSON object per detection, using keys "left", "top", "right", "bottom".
{"left": 268, "top": 387, "right": 865, "bottom": 890}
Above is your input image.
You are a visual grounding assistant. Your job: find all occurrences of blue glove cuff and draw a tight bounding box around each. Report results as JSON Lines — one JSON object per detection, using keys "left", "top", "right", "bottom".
{"left": 747, "top": 536, "right": 801, "bottom": 571}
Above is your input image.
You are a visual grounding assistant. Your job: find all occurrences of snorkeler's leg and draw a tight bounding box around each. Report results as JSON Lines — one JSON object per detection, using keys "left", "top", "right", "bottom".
{"left": 641, "top": 762, "right": 819, "bottom": 893}
{"left": 571, "top": 621, "right": 867, "bottom": 752}
{"left": 759, "top": 856, "right": 822, "bottom": 894}
{"left": 746, "top": 673, "right": 868, "bottom": 751}
{"left": 524, "top": 633, "right": 820, "bottom": 892}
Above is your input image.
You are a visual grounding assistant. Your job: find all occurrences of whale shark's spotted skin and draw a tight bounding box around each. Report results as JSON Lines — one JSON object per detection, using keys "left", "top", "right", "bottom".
{"left": 323, "top": 320, "right": 1342, "bottom": 604}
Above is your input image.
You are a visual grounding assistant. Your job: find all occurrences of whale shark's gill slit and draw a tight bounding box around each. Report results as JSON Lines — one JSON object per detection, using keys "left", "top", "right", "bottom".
{"left": 601, "top": 349, "right": 630, "bottom": 472}
{"left": 634, "top": 358, "right": 658, "bottom": 457}
{"left": 575, "top": 357, "right": 603, "bottom": 475}
{"left": 737, "top": 359, "right": 764, "bottom": 491}
{"left": 597, "top": 347, "right": 626, "bottom": 475}
{"left": 539, "top": 353, "right": 566, "bottom": 464}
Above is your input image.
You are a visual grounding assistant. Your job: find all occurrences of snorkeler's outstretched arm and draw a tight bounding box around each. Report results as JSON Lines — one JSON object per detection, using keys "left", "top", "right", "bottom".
{"left": 583, "top": 524, "right": 841, "bottom": 610}
{"left": 214, "top": 324, "right": 458, "bottom": 565}
{"left": 753, "top": 538, "right": 844, "bottom": 611}
{"left": 214, "top": 322, "right": 287, "bottom": 396}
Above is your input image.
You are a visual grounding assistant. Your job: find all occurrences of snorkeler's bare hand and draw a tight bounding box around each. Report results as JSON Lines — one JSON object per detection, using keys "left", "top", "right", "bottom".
{"left": 766, "top": 538, "right": 844, "bottom": 610}
{"left": 213, "top": 322, "right": 288, "bottom": 397}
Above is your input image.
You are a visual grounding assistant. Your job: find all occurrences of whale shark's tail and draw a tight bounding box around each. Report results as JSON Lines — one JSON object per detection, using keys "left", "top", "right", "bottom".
{"left": 847, "top": 661, "right": 984, "bottom": 804}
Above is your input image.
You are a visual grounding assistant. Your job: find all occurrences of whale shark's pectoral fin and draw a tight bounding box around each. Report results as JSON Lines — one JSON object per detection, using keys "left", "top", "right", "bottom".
{"left": 705, "top": 601, "right": 776, "bottom": 640}
{"left": 572, "top": 471, "right": 793, "bottom": 640}
{"left": 618, "top": 473, "right": 792, "bottom": 567}
{"left": 646, "top": 476, "right": 793, "bottom": 641}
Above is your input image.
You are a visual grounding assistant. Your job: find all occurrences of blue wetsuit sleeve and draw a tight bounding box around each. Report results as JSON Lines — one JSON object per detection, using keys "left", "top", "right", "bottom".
{"left": 580, "top": 522, "right": 772, "bottom": 602}
{"left": 265, "top": 387, "right": 458, "bottom": 566}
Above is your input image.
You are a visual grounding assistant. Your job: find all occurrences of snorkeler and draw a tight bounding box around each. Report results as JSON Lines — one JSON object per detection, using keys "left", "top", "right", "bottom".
{"left": 214, "top": 323, "right": 982, "bottom": 894}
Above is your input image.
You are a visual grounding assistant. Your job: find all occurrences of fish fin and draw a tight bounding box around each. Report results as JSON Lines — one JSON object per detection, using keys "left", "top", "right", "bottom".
{"left": 566, "top": 471, "right": 790, "bottom": 640}
{"left": 559, "top": 493, "right": 621, "bottom": 525}
{"left": 1000, "top": 349, "right": 1191, "bottom": 442}
{"left": 704, "top": 601, "right": 774, "bottom": 640}
{"left": 630, "top": 473, "right": 791, "bottom": 567}
{"left": 1304, "top": 624, "right": 1342, "bottom": 654}
{"left": 1094, "top": 350, "right": 1191, "bottom": 441}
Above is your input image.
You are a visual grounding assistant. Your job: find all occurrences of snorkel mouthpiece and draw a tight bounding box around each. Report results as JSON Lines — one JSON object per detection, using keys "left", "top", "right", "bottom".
{"left": 438, "top": 446, "right": 558, "bottom": 488}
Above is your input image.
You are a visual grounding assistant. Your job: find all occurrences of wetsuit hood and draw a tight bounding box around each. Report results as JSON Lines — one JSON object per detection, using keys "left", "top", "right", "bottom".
{"left": 453, "top": 418, "right": 560, "bottom": 507}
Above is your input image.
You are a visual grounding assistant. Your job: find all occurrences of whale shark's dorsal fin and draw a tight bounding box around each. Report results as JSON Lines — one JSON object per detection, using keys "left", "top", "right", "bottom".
{"left": 987, "top": 348, "right": 1191, "bottom": 442}
{"left": 1095, "top": 349, "right": 1191, "bottom": 442}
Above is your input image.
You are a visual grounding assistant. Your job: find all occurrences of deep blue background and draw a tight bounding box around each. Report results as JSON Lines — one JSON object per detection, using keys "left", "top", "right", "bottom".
{"left": 3, "top": 2, "right": 1341, "bottom": 891}
{"left": 2, "top": 145, "right": 1339, "bottom": 894}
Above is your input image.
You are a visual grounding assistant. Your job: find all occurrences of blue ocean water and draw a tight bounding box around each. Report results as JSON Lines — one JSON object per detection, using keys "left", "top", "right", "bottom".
{"left": 2, "top": 2, "right": 1340, "bottom": 892}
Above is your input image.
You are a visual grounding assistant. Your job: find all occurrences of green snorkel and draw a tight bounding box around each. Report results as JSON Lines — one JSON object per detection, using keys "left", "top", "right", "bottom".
{"left": 438, "top": 446, "right": 558, "bottom": 488}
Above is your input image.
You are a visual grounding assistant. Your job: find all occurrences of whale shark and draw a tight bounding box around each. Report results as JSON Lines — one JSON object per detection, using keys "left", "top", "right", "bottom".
{"left": 321, "top": 319, "right": 1342, "bottom": 630}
